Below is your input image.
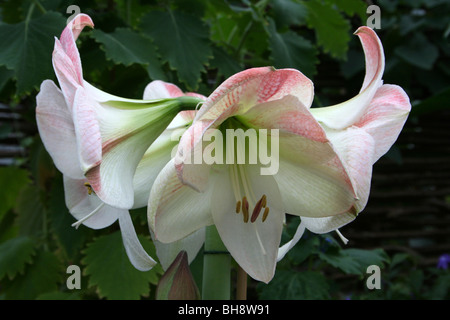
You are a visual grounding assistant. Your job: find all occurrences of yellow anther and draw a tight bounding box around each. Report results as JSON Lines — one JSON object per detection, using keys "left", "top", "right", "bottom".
{"left": 262, "top": 207, "right": 270, "bottom": 222}
{"left": 235, "top": 200, "right": 241, "bottom": 214}
{"left": 84, "top": 182, "right": 95, "bottom": 195}
{"left": 261, "top": 194, "right": 267, "bottom": 208}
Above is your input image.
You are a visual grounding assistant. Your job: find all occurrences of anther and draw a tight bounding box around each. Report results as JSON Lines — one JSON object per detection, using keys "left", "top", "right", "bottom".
{"left": 261, "top": 194, "right": 267, "bottom": 208}
{"left": 250, "top": 196, "right": 264, "bottom": 223}
{"left": 235, "top": 200, "right": 241, "bottom": 214}
{"left": 262, "top": 207, "right": 270, "bottom": 222}
{"left": 242, "top": 197, "right": 249, "bottom": 223}
{"left": 84, "top": 182, "right": 95, "bottom": 195}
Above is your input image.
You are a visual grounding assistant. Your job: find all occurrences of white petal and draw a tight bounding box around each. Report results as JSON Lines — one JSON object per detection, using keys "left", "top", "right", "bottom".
{"left": 118, "top": 210, "right": 157, "bottom": 271}
{"left": 300, "top": 212, "right": 357, "bottom": 234}
{"left": 148, "top": 159, "right": 214, "bottom": 243}
{"left": 277, "top": 221, "right": 306, "bottom": 262}
{"left": 63, "top": 176, "right": 119, "bottom": 229}
{"left": 152, "top": 228, "right": 205, "bottom": 270}
{"left": 311, "top": 27, "right": 385, "bottom": 129}
{"left": 211, "top": 165, "right": 284, "bottom": 283}
{"left": 275, "top": 156, "right": 355, "bottom": 217}
{"left": 36, "top": 80, "right": 84, "bottom": 179}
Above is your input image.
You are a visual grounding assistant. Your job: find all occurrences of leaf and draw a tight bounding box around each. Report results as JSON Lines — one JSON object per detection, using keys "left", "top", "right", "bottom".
{"left": 258, "top": 270, "right": 330, "bottom": 299}
{"left": 0, "top": 11, "right": 66, "bottom": 94}
{"left": 410, "top": 86, "right": 450, "bottom": 116}
{"left": 91, "top": 28, "right": 166, "bottom": 80}
{"left": 395, "top": 33, "right": 439, "bottom": 70}
{"left": 271, "top": 0, "right": 308, "bottom": 27}
{"left": 140, "top": 10, "right": 212, "bottom": 90}
{"left": 304, "top": 0, "right": 351, "bottom": 59}
{"left": 319, "top": 248, "right": 389, "bottom": 275}
{"left": 15, "top": 184, "right": 45, "bottom": 237}
{"left": 3, "top": 249, "right": 62, "bottom": 299}
{"left": 0, "top": 166, "right": 30, "bottom": 223}
{"left": 0, "top": 236, "right": 35, "bottom": 280}
{"left": 82, "top": 231, "right": 163, "bottom": 300}
{"left": 268, "top": 19, "right": 318, "bottom": 78}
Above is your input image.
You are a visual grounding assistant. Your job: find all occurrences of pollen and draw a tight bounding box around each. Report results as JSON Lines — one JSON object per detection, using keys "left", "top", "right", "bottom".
{"left": 242, "top": 196, "right": 249, "bottom": 223}
{"left": 236, "top": 200, "right": 241, "bottom": 213}
{"left": 262, "top": 207, "right": 270, "bottom": 222}
{"left": 84, "top": 182, "right": 95, "bottom": 195}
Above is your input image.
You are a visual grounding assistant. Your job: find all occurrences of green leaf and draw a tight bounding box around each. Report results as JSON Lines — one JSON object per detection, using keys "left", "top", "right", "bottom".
{"left": 304, "top": 0, "right": 351, "bottom": 59}
{"left": 3, "top": 249, "right": 62, "bottom": 299}
{"left": 0, "top": 236, "right": 35, "bottom": 280}
{"left": 141, "top": 10, "right": 212, "bottom": 90}
{"left": 328, "top": 0, "right": 367, "bottom": 22}
{"left": 91, "top": 28, "right": 165, "bottom": 80}
{"left": 0, "top": 166, "right": 30, "bottom": 223}
{"left": 319, "top": 248, "right": 389, "bottom": 275}
{"left": 15, "top": 184, "right": 45, "bottom": 237}
{"left": 82, "top": 231, "right": 163, "bottom": 300}
{"left": 268, "top": 19, "right": 318, "bottom": 78}
{"left": 395, "top": 33, "right": 439, "bottom": 70}
{"left": 258, "top": 270, "right": 330, "bottom": 299}
{"left": 271, "top": 0, "right": 308, "bottom": 27}
{"left": 0, "top": 11, "right": 66, "bottom": 94}
{"left": 411, "top": 86, "right": 450, "bottom": 116}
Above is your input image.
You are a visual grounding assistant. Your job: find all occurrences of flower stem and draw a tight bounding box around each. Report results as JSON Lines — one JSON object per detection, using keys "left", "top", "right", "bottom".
{"left": 236, "top": 265, "right": 247, "bottom": 300}
{"left": 202, "top": 225, "right": 230, "bottom": 300}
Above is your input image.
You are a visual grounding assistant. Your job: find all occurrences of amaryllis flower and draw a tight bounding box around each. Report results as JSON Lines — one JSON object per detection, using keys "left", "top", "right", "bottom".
{"left": 280, "top": 27, "right": 411, "bottom": 255}
{"left": 49, "top": 13, "right": 202, "bottom": 210}
{"left": 36, "top": 78, "right": 205, "bottom": 271}
{"left": 148, "top": 27, "right": 411, "bottom": 282}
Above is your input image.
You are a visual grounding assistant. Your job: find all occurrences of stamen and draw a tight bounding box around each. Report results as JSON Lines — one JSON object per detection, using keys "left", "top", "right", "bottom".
{"left": 71, "top": 202, "right": 105, "bottom": 229}
{"left": 250, "top": 196, "right": 264, "bottom": 223}
{"left": 262, "top": 207, "right": 270, "bottom": 222}
{"left": 261, "top": 194, "right": 267, "bottom": 208}
{"left": 84, "top": 182, "right": 95, "bottom": 195}
{"left": 242, "top": 196, "right": 249, "bottom": 223}
{"left": 235, "top": 200, "right": 241, "bottom": 213}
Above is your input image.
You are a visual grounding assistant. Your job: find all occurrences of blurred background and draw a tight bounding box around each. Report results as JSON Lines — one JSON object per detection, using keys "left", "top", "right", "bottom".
{"left": 0, "top": 0, "right": 449, "bottom": 300}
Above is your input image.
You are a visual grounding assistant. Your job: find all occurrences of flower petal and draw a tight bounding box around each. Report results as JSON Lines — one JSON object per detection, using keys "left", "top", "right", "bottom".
{"left": 63, "top": 176, "right": 119, "bottom": 229}
{"left": 143, "top": 80, "right": 185, "bottom": 99}
{"left": 354, "top": 84, "right": 411, "bottom": 163}
{"left": 148, "top": 159, "right": 214, "bottom": 243}
{"left": 72, "top": 87, "right": 103, "bottom": 173}
{"left": 52, "top": 14, "right": 94, "bottom": 107}
{"left": 311, "top": 26, "right": 385, "bottom": 129}
{"left": 152, "top": 228, "right": 205, "bottom": 270}
{"left": 240, "top": 95, "right": 356, "bottom": 217}
{"left": 118, "top": 210, "right": 157, "bottom": 271}
{"left": 211, "top": 165, "right": 284, "bottom": 283}
{"left": 36, "top": 80, "right": 84, "bottom": 179}
{"left": 84, "top": 97, "right": 181, "bottom": 209}
{"left": 300, "top": 127, "right": 376, "bottom": 233}
{"left": 277, "top": 220, "right": 305, "bottom": 261}
{"left": 195, "top": 67, "right": 314, "bottom": 123}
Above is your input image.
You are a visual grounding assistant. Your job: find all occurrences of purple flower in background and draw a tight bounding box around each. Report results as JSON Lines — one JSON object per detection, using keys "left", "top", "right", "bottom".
{"left": 437, "top": 254, "right": 450, "bottom": 269}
